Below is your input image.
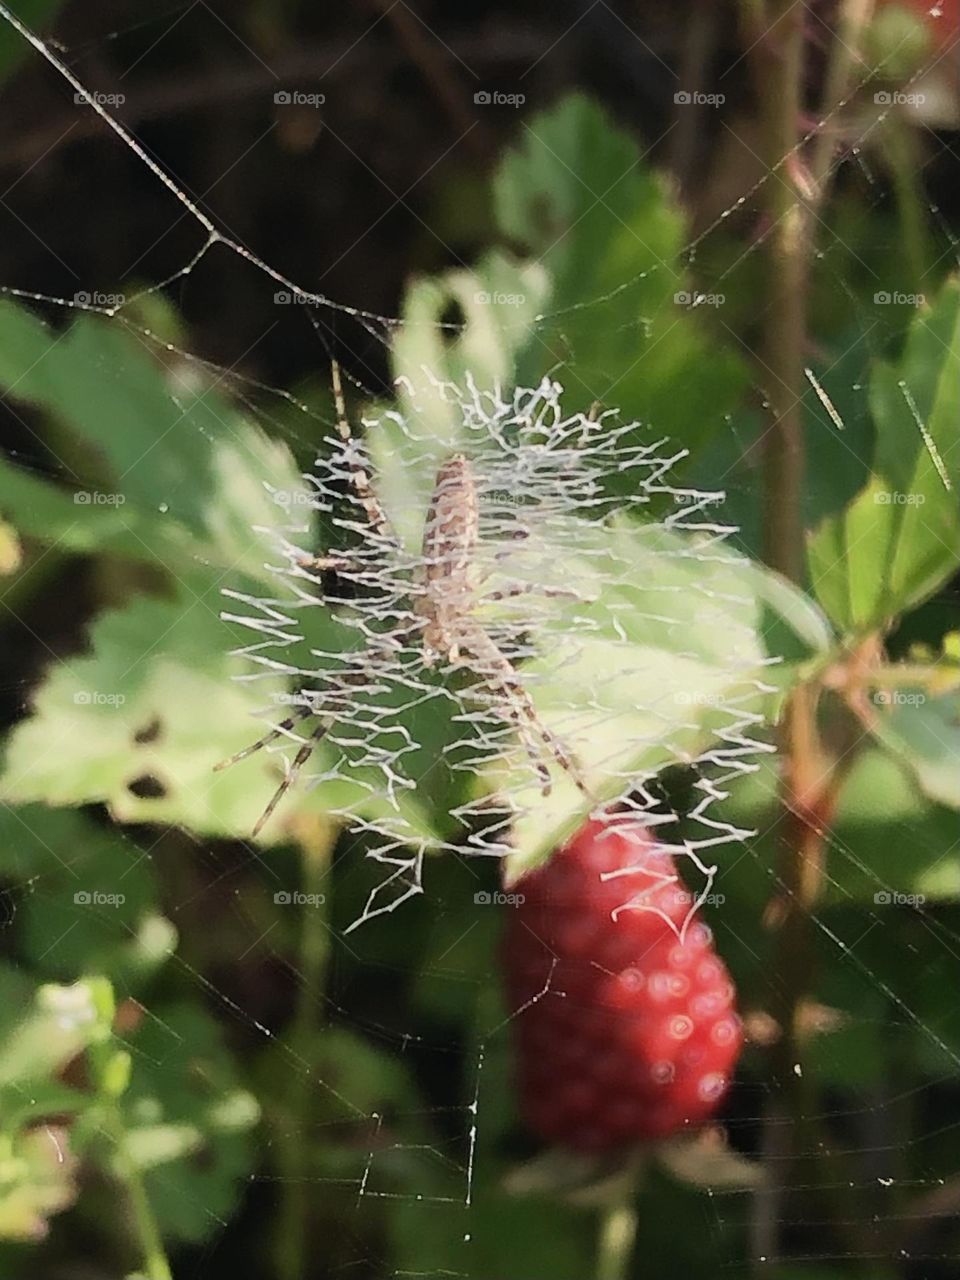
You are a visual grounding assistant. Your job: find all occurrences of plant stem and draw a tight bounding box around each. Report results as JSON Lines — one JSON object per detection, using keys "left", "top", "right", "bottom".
{"left": 748, "top": 0, "right": 874, "bottom": 1268}
{"left": 105, "top": 1107, "right": 173, "bottom": 1280}
{"left": 756, "top": 0, "right": 879, "bottom": 1049}
{"left": 769, "top": 683, "right": 826, "bottom": 1092}
{"left": 755, "top": 0, "right": 876, "bottom": 577}
{"left": 595, "top": 1189, "right": 639, "bottom": 1280}
{"left": 276, "top": 816, "right": 336, "bottom": 1280}
{"left": 758, "top": 0, "right": 809, "bottom": 583}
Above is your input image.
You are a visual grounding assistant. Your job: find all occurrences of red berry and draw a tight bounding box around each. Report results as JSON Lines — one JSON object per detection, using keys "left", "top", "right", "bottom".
{"left": 503, "top": 815, "right": 743, "bottom": 1152}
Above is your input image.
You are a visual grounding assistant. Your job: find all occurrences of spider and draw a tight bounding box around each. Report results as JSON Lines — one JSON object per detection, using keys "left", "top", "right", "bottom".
{"left": 215, "top": 363, "right": 591, "bottom": 836}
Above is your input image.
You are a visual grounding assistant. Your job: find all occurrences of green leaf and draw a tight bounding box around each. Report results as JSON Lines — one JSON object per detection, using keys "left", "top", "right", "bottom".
{"left": 0, "top": 456, "right": 167, "bottom": 561}
{"left": 0, "top": 534, "right": 479, "bottom": 847}
{"left": 0, "top": 584, "right": 348, "bottom": 840}
{"left": 808, "top": 278, "right": 960, "bottom": 631}
{"left": 807, "top": 475, "right": 902, "bottom": 631}
{"left": 871, "top": 282, "right": 960, "bottom": 494}
{"left": 868, "top": 686, "right": 960, "bottom": 810}
{"left": 0, "top": 301, "right": 309, "bottom": 587}
{"left": 118, "top": 1003, "right": 259, "bottom": 1245}
{"left": 499, "top": 519, "right": 829, "bottom": 883}
{"left": 0, "top": 295, "right": 377, "bottom": 836}
{"left": 0, "top": 806, "right": 174, "bottom": 983}
{"left": 493, "top": 94, "right": 749, "bottom": 457}
{"left": 687, "top": 332, "right": 877, "bottom": 563}
{"left": 0, "top": 304, "right": 226, "bottom": 533}
{"left": 723, "top": 749, "right": 960, "bottom": 905}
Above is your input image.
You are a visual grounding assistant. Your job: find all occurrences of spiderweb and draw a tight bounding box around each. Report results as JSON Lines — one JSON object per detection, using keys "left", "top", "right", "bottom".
{"left": 220, "top": 369, "right": 778, "bottom": 931}
{"left": 0, "top": 3, "right": 958, "bottom": 1278}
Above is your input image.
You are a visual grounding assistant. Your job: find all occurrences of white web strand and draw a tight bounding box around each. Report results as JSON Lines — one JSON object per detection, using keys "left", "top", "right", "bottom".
{"left": 0, "top": 0, "right": 953, "bottom": 356}
{"left": 222, "top": 374, "right": 778, "bottom": 933}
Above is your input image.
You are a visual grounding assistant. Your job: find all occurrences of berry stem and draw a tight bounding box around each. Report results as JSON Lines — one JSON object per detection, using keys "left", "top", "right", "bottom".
{"left": 595, "top": 1188, "right": 639, "bottom": 1280}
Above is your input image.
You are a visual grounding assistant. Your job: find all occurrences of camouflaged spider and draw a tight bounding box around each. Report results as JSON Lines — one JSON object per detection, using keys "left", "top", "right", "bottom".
{"left": 215, "top": 363, "right": 590, "bottom": 836}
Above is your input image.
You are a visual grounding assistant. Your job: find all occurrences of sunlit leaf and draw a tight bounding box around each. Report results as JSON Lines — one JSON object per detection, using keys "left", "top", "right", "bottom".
{"left": 493, "top": 94, "right": 750, "bottom": 456}
{"left": 808, "top": 278, "right": 960, "bottom": 631}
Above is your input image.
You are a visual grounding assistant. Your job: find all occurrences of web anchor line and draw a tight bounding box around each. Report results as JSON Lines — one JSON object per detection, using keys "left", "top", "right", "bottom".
{"left": 0, "top": 1, "right": 929, "bottom": 345}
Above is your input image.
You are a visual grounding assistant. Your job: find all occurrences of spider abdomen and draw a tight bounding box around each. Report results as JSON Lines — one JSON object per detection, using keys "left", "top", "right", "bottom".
{"left": 416, "top": 453, "right": 479, "bottom": 660}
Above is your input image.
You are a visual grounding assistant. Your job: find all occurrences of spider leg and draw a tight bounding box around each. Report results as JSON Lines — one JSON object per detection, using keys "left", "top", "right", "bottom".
{"left": 288, "top": 363, "right": 400, "bottom": 575}
{"left": 330, "top": 360, "right": 393, "bottom": 546}
{"left": 213, "top": 704, "right": 334, "bottom": 837}
{"left": 213, "top": 706, "right": 312, "bottom": 772}
{"left": 291, "top": 550, "right": 359, "bottom": 573}
{"left": 506, "top": 708, "right": 553, "bottom": 794}
{"left": 514, "top": 699, "right": 591, "bottom": 799}
{"left": 481, "top": 583, "right": 578, "bottom": 605}
{"left": 459, "top": 624, "right": 593, "bottom": 799}
{"left": 218, "top": 659, "right": 388, "bottom": 835}
{"left": 251, "top": 717, "right": 336, "bottom": 838}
